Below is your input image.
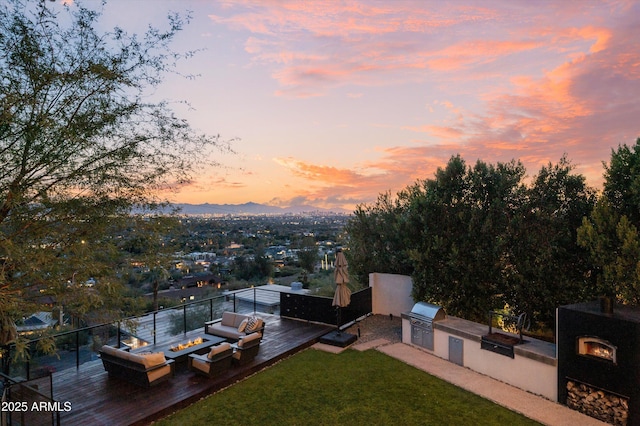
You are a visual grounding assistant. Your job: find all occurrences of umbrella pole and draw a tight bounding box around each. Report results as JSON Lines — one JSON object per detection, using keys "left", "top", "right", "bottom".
{"left": 336, "top": 307, "right": 342, "bottom": 336}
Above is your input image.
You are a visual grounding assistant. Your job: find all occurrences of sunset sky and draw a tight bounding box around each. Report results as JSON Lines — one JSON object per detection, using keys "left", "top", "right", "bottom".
{"left": 96, "top": 0, "right": 639, "bottom": 211}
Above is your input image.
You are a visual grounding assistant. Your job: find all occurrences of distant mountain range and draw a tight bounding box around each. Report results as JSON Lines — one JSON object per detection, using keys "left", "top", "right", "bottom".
{"left": 170, "top": 202, "right": 350, "bottom": 216}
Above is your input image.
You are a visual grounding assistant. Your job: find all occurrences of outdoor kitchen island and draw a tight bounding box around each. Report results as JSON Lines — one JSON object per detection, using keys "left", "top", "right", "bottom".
{"left": 402, "top": 312, "right": 558, "bottom": 401}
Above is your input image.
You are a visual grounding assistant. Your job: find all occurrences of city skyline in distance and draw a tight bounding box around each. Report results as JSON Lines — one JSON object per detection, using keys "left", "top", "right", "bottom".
{"left": 171, "top": 202, "right": 350, "bottom": 216}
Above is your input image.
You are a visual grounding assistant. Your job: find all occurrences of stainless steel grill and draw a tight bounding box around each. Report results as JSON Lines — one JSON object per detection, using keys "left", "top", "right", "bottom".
{"left": 408, "top": 302, "right": 445, "bottom": 350}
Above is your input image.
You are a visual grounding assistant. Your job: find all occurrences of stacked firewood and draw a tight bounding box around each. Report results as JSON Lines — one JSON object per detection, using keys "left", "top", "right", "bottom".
{"left": 566, "top": 380, "right": 629, "bottom": 425}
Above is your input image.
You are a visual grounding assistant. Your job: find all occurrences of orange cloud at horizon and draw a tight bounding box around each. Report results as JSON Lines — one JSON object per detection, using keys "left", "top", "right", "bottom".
{"left": 273, "top": 157, "right": 361, "bottom": 184}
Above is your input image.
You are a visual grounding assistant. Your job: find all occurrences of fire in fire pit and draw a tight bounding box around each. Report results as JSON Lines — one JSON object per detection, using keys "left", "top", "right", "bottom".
{"left": 169, "top": 337, "right": 204, "bottom": 352}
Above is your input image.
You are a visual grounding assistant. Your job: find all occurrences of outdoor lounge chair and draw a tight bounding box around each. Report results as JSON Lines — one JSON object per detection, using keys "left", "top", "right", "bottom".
{"left": 205, "top": 311, "right": 265, "bottom": 340}
{"left": 99, "top": 345, "right": 175, "bottom": 387}
{"left": 232, "top": 332, "right": 262, "bottom": 366}
{"left": 188, "top": 342, "right": 233, "bottom": 378}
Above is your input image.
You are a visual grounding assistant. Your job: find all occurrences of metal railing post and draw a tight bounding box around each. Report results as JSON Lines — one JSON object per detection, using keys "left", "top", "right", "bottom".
{"left": 117, "top": 322, "right": 121, "bottom": 348}
{"left": 253, "top": 287, "right": 257, "bottom": 313}
{"left": 183, "top": 305, "right": 187, "bottom": 334}
{"left": 153, "top": 312, "right": 157, "bottom": 345}
{"left": 26, "top": 345, "right": 31, "bottom": 380}
{"left": 76, "top": 331, "right": 80, "bottom": 369}
{"left": 233, "top": 294, "right": 237, "bottom": 312}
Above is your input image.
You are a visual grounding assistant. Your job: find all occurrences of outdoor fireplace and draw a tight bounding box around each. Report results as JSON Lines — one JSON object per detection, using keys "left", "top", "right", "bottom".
{"left": 577, "top": 336, "right": 617, "bottom": 363}
{"left": 558, "top": 301, "right": 640, "bottom": 425}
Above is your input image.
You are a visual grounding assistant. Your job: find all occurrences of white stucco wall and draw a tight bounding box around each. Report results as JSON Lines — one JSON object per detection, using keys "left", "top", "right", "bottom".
{"left": 401, "top": 315, "right": 557, "bottom": 401}
{"left": 369, "top": 273, "right": 414, "bottom": 317}
{"left": 378, "top": 273, "right": 557, "bottom": 401}
{"left": 432, "top": 329, "right": 557, "bottom": 401}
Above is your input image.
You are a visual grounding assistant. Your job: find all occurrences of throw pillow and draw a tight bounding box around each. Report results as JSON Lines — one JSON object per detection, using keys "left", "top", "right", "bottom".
{"left": 246, "top": 316, "right": 261, "bottom": 332}
{"left": 237, "top": 318, "right": 248, "bottom": 332}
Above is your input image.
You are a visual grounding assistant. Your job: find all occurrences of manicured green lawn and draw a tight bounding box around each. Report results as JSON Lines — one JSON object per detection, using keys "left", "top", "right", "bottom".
{"left": 156, "top": 349, "right": 542, "bottom": 426}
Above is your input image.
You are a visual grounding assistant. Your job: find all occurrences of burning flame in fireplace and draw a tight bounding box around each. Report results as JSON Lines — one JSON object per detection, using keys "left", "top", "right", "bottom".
{"left": 578, "top": 337, "right": 616, "bottom": 363}
{"left": 588, "top": 344, "right": 612, "bottom": 359}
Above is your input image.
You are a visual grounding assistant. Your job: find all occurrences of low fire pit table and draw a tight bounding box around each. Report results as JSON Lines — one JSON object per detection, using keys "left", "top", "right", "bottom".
{"left": 134, "top": 336, "right": 227, "bottom": 369}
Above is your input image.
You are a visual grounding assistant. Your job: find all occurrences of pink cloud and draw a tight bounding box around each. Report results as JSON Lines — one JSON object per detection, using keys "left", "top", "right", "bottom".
{"left": 209, "top": 1, "right": 639, "bottom": 210}
{"left": 403, "top": 125, "right": 465, "bottom": 141}
{"left": 426, "top": 39, "right": 542, "bottom": 71}
{"left": 208, "top": 1, "right": 511, "bottom": 96}
{"left": 457, "top": 18, "right": 639, "bottom": 177}
{"left": 209, "top": 1, "right": 628, "bottom": 100}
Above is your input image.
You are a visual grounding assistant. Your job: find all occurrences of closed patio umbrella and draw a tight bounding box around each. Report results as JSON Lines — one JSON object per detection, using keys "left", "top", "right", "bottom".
{"left": 332, "top": 250, "right": 351, "bottom": 328}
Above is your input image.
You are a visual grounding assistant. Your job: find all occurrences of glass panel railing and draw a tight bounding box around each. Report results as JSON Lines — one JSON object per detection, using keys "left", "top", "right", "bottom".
{"left": 7, "top": 347, "right": 27, "bottom": 381}
{"left": 1, "top": 372, "right": 61, "bottom": 425}
{"left": 184, "top": 302, "right": 211, "bottom": 334}
{"left": 229, "top": 287, "right": 283, "bottom": 315}
{"left": 6, "top": 287, "right": 318, "bottom": 378}
{"left": 34, "top": 334, "right": 82, "bottom": 374}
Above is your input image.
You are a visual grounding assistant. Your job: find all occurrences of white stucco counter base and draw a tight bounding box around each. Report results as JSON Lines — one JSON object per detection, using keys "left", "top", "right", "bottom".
{"left": 402, "top": 314, "right": 558, "bottom": 401}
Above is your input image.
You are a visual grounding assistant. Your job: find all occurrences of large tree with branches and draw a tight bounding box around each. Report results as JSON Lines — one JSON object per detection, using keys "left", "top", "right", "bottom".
{"left": 0, "top": 0, "right": 230, "bottom": 346}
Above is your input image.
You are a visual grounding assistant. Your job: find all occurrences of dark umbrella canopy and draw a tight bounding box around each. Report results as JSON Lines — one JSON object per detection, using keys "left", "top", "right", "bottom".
{"left": 332, "top": 250, "right": 351, "bottom": 308}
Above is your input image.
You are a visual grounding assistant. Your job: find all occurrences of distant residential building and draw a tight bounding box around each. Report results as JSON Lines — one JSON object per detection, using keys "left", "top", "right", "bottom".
{"left": 150, "top": 282, "right": 224, "bottom": 304}
{"left": 176, "top": 273, "right": 221, "bottom": 289}
{"left": 16, "top": 312, "right": 58, "bottom": 334}
{"left": 187, "top": 251, "right": 216, "bottom": 261}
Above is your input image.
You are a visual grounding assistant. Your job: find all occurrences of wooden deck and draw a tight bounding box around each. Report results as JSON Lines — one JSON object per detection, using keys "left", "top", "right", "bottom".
{"left": 51, "top": 315, "right": 334, "bottom": 425}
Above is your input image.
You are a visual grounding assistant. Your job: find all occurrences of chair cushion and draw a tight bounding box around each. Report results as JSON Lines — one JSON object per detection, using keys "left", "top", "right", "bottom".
{"left": 238, "top": 332, "right": 261, "bottom": 348}
{"left": 191, "top": 357, "right": 209, "bottom": 373}
{"left": 221, "top": 311, "right": 237, "bottom": 327}
{"left": 140, "top": 352, "right": 167, "bottom": 369}
{"left": 147, "top": 364, "right": 171, "bottom": 383}
{"left": 207, "top": 342, "right": 231, "bottom": 360}
{"left": 122, "top": 351, "right": 144, "bottom": 364}
{"left": 237, "top": 318, "right": 248, "bottom": 332}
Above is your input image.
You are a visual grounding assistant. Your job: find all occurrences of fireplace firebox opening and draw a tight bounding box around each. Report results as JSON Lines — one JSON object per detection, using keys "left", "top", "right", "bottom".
{"left": 577, "top": 336, "right": 617, "bottom": 364}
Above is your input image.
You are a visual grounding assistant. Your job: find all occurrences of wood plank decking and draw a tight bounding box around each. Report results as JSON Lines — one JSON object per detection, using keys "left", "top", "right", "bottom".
{"left": 51, "top": 315, "right": 334, "bottom": 426}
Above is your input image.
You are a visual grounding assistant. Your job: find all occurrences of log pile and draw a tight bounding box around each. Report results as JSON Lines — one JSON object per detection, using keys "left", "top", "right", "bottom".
{"left": 566, "top": 380, "right": 629, "bottom": 425}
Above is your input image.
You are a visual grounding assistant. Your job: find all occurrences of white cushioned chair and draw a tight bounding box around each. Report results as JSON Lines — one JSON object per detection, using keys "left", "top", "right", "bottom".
{"left": 99, "top": 345, "right": 174, "bottom": 387}
{"left": 205, "top": 312, "right": 265, "bottom": 340}
{"left": 188, "top": 342, "right": 233, "bottom": 378}
{"left": 232, "top": 332, "right": 262, "bottom": 366}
